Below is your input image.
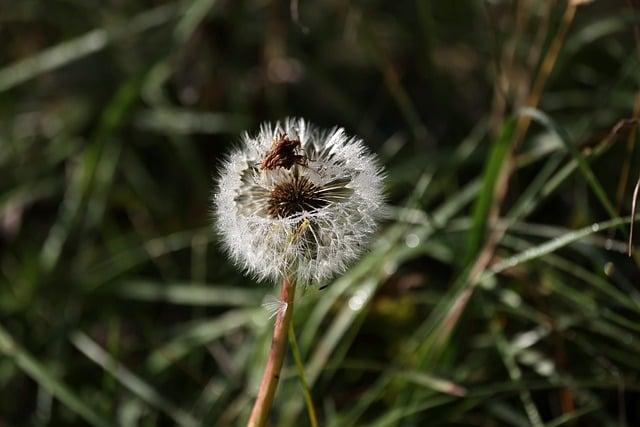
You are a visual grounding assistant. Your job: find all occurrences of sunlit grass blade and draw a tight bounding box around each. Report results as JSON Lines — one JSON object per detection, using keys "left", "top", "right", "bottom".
{"left": 501, "top": 235, "right": 640, "bottom": 312}
{"left": 464, "top": 118, "right": 515, "bottom": 265}
{"left": 0, "top": 3, "right": 180, "bottom": 92}
{"left": 110, "top": 280, "right": 264, "bottom": 307}
{"left": 135, "top": 108, "right": 249, "bottom": 135}
{"left": 484, "top": 216, "right": 636, "bottom": 281}
{"left": 491, "top": 322, "right": 544, "bottom": 427}
{"left": 629, "top": 174, "right": 640, "bottom": 255}
{"left": 174, "top": 0, "right": 219, "bottom": 43}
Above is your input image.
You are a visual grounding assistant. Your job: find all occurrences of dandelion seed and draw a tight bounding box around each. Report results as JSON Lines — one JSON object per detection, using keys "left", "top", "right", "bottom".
{"left": 213, "top": 118, "right": 385, "bottom": 285}
{"left": 261, "top": 295, "right": 288, "bottom": 320}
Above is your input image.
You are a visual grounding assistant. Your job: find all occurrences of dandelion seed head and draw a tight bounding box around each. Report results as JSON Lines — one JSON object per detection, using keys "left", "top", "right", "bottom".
{"left": 214, "top": 118, "right": 385, "bottom": 285}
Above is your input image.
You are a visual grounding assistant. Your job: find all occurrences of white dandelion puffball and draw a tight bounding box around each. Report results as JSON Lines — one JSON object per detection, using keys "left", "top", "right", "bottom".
{"left": 214, "top": 118, "right": 385, "bottom": 285}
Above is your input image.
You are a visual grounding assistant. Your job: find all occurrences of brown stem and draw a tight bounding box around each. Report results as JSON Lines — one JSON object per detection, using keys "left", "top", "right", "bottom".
{"left": 248, "top": 277, "right": 296, "bottom": 427}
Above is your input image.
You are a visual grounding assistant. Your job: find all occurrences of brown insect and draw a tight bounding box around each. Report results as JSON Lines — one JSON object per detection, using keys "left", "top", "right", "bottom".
{"left": 260, "top": 133, "right": 308, "bottom": 170}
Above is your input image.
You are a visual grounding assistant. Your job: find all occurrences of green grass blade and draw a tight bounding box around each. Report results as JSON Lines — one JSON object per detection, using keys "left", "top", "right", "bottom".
{"left": 70, "top": 332, "right": 200, "bottom": 427}
{"left": 110, "top": 280, "right": 264, "bottom": 307}
{"left": 0, "top": 326, "right": 111, "bottom": 427}
{"left": 464, "top": 118, "right": 515, "bottom": 265}
{"left": 519, "top": 108, "right": 623, "bottom": 231}
{"left": 146, "top": 309, "right": 259, "bottom": 372}
{"left": 0, "top": 3, "right": 179, "bottom": 92}
{"left": 289, "top": 324, "right": 319, "bottom": 427}
{"left": 135, "top": 108, "right": 249, "bottom": 135}
{"left": 485, "top": 216, "right": 635, "bottom": 281}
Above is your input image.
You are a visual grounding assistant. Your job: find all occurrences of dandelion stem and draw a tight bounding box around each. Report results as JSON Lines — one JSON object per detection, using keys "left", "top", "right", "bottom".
{"left": 248, "top": 276, "right": 296, "bottom": 427}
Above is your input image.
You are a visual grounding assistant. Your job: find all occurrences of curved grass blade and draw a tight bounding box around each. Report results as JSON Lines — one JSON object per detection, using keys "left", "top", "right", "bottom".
{"left": 83, "top": 227, "right": 211, "bottom": 288}
{"left": 485, "top": 216, "right": 636, "bottom": 281}
{"left": 70, "top": 332, "right": 199, "bottom": 427}
{"left": 0, "top": 326, "right": 111, "bottom": 427}
{"left": 519, "top": 108, "right": 623, "bottom": 233}
{"left": 629, "top": 175, "right": 640, "bottom": 255}
{"left": 0, "top": 3, "right": 180, "bottom": 92}
{"left": 491, "top": 322, "right": 544, "bottom": 427}
{"left": 39, "top": 77, "right": 143, "bottom": 274}
{"left": 147, "top": 309, "right": 259, "bottom": 372}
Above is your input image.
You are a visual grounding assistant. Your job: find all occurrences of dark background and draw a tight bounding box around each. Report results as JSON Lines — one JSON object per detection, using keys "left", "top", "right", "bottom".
{"left": 1, "top": 0, "right": 640, "bottom": 426}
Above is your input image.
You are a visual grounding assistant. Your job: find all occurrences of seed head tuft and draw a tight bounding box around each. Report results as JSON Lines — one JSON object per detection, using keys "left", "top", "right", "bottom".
{"left": 213, "top": 118, "right": 385, "bottom": 285}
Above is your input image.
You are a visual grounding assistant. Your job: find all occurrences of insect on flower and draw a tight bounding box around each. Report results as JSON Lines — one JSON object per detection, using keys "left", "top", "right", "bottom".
{"left": 214, "top": 118, "right": 386, "bottom": 286}
{"left": 260, "top": 133, "right": 308, "bottom": 171}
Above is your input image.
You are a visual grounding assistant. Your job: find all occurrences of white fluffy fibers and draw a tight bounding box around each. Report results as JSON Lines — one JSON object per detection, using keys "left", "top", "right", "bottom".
{"left": 213, "top": 118, "right": 385, "bottom": 286}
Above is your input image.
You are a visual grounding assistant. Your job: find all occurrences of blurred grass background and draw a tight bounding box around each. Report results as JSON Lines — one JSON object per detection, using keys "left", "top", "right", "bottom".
{"left": 2, "top": 0, "right": 640, "bottom": 425}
